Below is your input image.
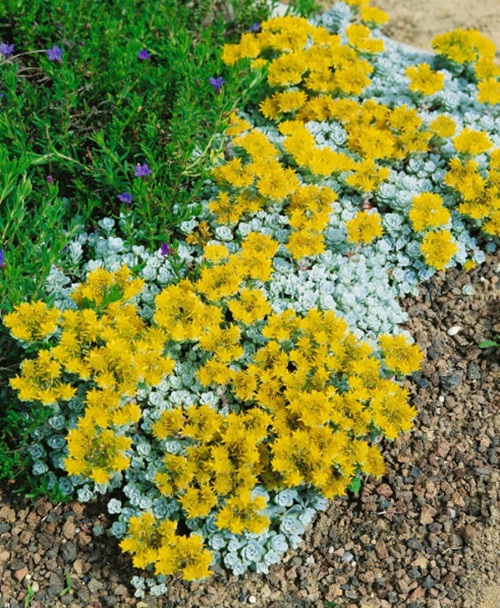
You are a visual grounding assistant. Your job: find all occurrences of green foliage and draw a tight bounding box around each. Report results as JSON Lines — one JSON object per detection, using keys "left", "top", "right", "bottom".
{"left": 478, "top": 335, "right": 500, "bottom": 349}
{"left": 0, "top": 0, "right": 278, "bottom": 312}
{"left": 348, "top": 474, "right": 362, "bottom": 495}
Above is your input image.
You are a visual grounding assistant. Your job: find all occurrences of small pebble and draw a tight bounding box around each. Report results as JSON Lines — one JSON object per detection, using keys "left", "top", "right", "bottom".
{"left": 248, "top": 596, "right": 257, "bottom": 604}
{"left": 328, "top": 546, "right": 334, "bottom": 554}
{"left": 447, "top": 325, "right": 462, "bottom": 336}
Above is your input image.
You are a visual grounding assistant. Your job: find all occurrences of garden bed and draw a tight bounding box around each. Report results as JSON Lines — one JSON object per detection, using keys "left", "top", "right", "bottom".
{"left": 1, "top": 0, "right": 499, "bottom": 607}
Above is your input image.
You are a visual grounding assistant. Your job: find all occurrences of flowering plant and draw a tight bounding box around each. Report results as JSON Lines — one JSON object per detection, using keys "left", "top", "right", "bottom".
{"left": 2, "top": 0, "right": 499, "bottom": 597}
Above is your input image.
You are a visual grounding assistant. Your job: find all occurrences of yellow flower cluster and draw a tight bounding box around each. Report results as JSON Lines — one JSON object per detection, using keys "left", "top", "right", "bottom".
{"left": 405, "top": 62, "right": 445, "bottom": 96}
{"left": 431, "top": 29, "right": 500, "bottom": 105}
{"left": 345, "top": 211, "right": 383, "bottom": 245}
{"left": 119, "top": 512, "right": 213, "bottom": 581}
{"left": 222, "top": 14, "right": 380, "bottom": 97}
{"left": 149, "top": 299, "right": 421, "bottom": 540}
{"left": 65, "top": 419, "right": 135, "bottom": 485}
{"left": 409, "top": 193, "right": 451, "bottom": 232}
{"left": 444, "top": 148, "right": 500, "bottom": 237}
{"left": 4, "top": 300, "right": 60, "bottom": 342}
{"left": 8, "top": 265, "right": 175, "bottom": 479}
{"left": 378, "top": 334, "right": 424, "bottom": 376}
{"left": 420, "top": 230, "right": 459, "bottom": 271}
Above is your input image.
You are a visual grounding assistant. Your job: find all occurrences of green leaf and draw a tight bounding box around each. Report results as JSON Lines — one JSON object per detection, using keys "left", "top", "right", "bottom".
{"left": 478, "top": 340, "right": 499, "bottom": 349}
{"left": 348, "top": 475, "right": 361, "bottom": 495}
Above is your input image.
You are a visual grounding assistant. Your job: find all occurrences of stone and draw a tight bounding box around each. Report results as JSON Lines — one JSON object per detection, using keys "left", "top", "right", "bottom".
{"left": 88, "top": 577, "right": 104, "bottom": 593}
{"left": 420, "top": 505, "right": 437, "bottom": 525}
{"left": 62, "top": 519, "right": 76, "bottom": 540}
{"left": 376, "top": 484, "right": 394, "bottom": 497}
{"left": 14, "top": 567, "right": 29, "bottom": 583}
{"left": 375, "top": 541, "right": 389, "bottom": 559}
{"left": 114, "top": 584, "right": 128, "bottom": 596}
{"left": 460, "top": 525, "right": 476, "bottom": 544}
{"left": 0, "top": 507, "right": 16, "bottom": 524}
{"left": 61, "top": 541, "right": 77, "bottom": 563}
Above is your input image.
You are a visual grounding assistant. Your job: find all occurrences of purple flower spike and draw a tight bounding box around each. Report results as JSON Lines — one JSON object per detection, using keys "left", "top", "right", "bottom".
{"left": 46, "top": 175, "right": 53, "bottom": 183}
{"left": 0, "top": 249, "right": 5, "bottom": 269}
{"left": 137, "top": 49, "right": 151, "bottom": 61}
{"left": 160, "top": 242, "right": 171, "bottom": 256}
{"left": 134, "top": 163, "right": 152, "bottom": 177}
{"left": 249, "top": 23, "right": 261, "bottom": 33}
{"left": 0, "top": 43, "right": 15, "bottom": 59}
{"left": 209, "top": 76, "right": 225, "bottom": 95}
{"left": 117, "top": 191, "right": 133, "bottom": 204}
{"left": 47, "top": 45, "right": 63, "bottom": 62}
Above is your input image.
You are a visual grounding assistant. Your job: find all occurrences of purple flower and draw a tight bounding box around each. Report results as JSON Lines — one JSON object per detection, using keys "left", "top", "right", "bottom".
{"left": 46, "top": 175, "right": 53, "bottom": 183}
{"left": 134, "top": 163, "right": 152, "bottom": 177}
{"left": 160, "top": 242, "right": 171, "bottom": 256}
{"left": 117, "top": 191, "right": 133, "bottom": 204}
{"left": 46, "top": 45, "right": 63, "bottom": 62}
{"left": 0, "top": 43, "right": 15, "bottom": 59}
{"left": 0, "top": 249, "right": 5, "bottom": 269}
{"left": 249, "top": 23, "right": 261, "bottom": 33}
{"left": 137, "top": 49, "right": 151, "bottom": 61}
{"left": 209, "top": 76, "right": 225, "bottom": 95}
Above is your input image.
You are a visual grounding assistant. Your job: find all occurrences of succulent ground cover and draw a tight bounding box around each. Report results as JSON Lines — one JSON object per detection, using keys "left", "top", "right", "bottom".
{"left": 0, "top": 0, "right": 499, "bottom": 605}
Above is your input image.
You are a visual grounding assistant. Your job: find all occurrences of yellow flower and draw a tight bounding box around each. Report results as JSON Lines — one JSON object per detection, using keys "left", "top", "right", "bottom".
{"left": 202, "top": 243, "right": 229, "bottom": 263}
{"left": 483, "top": 211, "right": 500, "bottom": 236}
{"left": 286, "top": 229, "right": 325, "bottom": 260}
{"left": 378, "top": 334, "right": 424, "bottom": 375}
{"left": 361, "top": 445, "right": 386, "bottom": 477}
{"left": 453, "top": 128, "right": 492, "bottom": 155}
{"left": 477, "top": 78, "right": 500, "bottom": 105}
{"left": 360, "top": 5, "right": 390, "bottom": 26}
{"left": 215, "top": 491, "right": 269, "bottom": 535}
{"left": 267, "top": 52, "right": 306, "bottom": 87}
{"left": 464, "top": 260, "right": 477, "bottom": 271}
{"left": 429, "top": 115, "right": 456, "bottom": 138}
{"left": 409, "top": 193, "right": 451, "bottom": 231}
{"left": 370, "top": 379, "right": 416, "bottom": 440}
{"left": 196, "top": 262, "right": 244, "bottom": 301}
{"left": 213, "top": 157, "right": 254, "bottom": 188}
{"left": 432, "top": 29, "right": 495, "bottom": 65}
{"left": 345, "top": 24, "right": 384, "bottom": 54}
{"left": 4, "top": 301, "right": 61, "bottom": 343}
{"left": 259, "top": 96, "right": 281, "bottom": 120}
{"left": 345, "top": 160, "right": 390, "bottom": 193}
{"left": 228, "top": 288, "right": 271, "bottom": 324}
{"left": 345, "top": 211, "right": 383, "bottom": 245}
{"left": 179, "top": 485, "right": 218, "bottom": 519}
{"left": 232, "top": 129, "right": 280, "bottom": 159}
{"left": 421, "top": 230, "right": 458, "bottom": 270}
{"left": 225, "top": 112, "right": 251, "bottom": 136}
{"left": 405, "top": 63, "right": 445, "bottom": 95}
{"left": 254, "top": 159, "right": 300, "bottom": 200}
